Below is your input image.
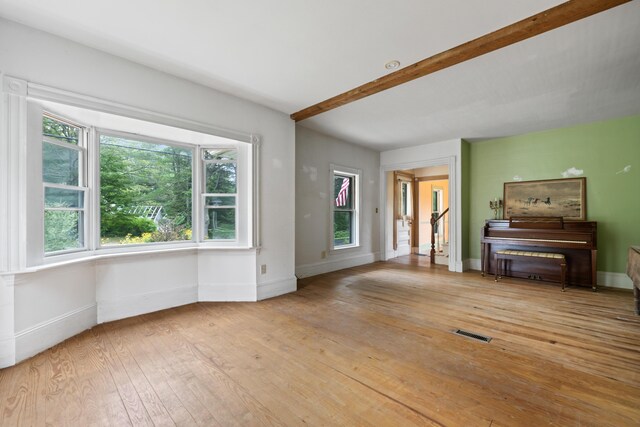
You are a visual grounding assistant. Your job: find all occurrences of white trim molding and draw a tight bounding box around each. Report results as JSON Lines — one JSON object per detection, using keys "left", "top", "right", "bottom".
{"left": 380, "top": 154, "right": 461, "bottom": 272}
{"left": 597, "top": 271, "right": 633, "bottom": 290}
{"left": 198, "top": 283, "right": 257, "bottom": 302}
{"left": 0, "top": 274, "right": 16, "bottom": 367}
{"left": 257, "top": 276, "right": 298, "bottom": 301}
{"left": 0, "top": 336, "right": 15, "bottom": 368}
{"left": 465, "top": 258, "right": 633, "bottom": 289}
{"left": 27, "top": 82, "right": 254, "bottom": 144}
{"left": 14, "top": 303, "right": 96, "bottom": 363}
{"left": 296, "top": 252, "right": 380, "bottom": 279}
{"left": 466, "top": 258, "right": 482, "bottom": 271}
{"left": 98, "top": 285, "right": 198, "bottom": 324}
{"left": 1, "top": 75, "right": 29, "bottom": 272}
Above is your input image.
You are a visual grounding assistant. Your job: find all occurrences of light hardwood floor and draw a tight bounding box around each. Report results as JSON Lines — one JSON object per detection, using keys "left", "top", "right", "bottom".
{"left": 1, "top": 257, "right": 639, "bottom": 426}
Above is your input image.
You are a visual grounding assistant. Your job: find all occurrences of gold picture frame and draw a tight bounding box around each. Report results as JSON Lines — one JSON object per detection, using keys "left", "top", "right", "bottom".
{"left": 503, "top": 177, "right": 586, "bottom": 220}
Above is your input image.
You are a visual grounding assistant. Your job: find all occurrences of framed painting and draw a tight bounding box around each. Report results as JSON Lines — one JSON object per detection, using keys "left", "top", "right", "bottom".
{"left": 503, "top": 177, "right": 586, "bottom": 220}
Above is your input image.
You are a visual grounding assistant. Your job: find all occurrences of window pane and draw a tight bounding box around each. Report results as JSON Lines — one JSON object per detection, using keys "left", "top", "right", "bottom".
{"left": 205, "top": 162, "right": 237, "bottom": 193}
{"left": 401, "top": 182, "right": 408, "bottom": 215}
{"left": 45, "top": 210, "right": 83, "bottom": 252}
{"left": 334, "top": 175, "right": 352, "bottom": 209}
{"left": 334, "top": 211, "right": 353, "bottom": 246}
{"left": 43, "top": 116, "right": 79, "bottom": 145}
{"left": 204, "top": 196, "right": 236, "bottom": 207}
{"left": 43, "top": 142, "right": 79, "bottom": 185}
{"left": 202, "top": 148, "right": 236, "bottom": 161}
{"left": 100, "top": 135, "right": 193, "bottom": 245}
{"left": 205, "top": 208, "right": 236, "bottom": 240}
{"left": 45, "top": 187, "right": 84, "bottom": 208}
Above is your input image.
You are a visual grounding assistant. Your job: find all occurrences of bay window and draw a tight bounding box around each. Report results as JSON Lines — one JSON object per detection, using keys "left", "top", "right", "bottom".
{"left": 35, "top": 102, "right": 254, "bottom": 260}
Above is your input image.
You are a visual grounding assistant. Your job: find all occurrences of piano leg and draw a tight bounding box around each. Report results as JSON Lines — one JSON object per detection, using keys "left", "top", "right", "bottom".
{"left": 591, "top": 249, "right": 598, "bottom": 291}
{"left": 482, "top": 243, "right": 489, "bottom": 277}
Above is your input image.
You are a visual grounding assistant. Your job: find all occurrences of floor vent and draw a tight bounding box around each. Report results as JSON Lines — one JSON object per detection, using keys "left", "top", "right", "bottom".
{"left": 453, "top": 329, "right": 492, "bottom": 343}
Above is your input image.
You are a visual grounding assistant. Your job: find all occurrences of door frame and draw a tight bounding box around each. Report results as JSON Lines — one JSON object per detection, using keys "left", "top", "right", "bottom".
{"left": 414, "top": 175, "right": 448, "bottom": 254}
{"left": 380, "top": 156, "right": 459, "bottom": 272}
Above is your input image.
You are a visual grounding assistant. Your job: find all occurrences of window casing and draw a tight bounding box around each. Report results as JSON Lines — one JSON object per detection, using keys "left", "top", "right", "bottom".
{"left": 97, "top": 131, "right": 194, "bottom": 246}
{"left": 202, "top": 148, "right": 238, "bottom": 241}
{"left": 331, "top": 166, "right": 360, "bottom": 250}
{"left": 42, "top": 114, "right": 88, "bottom": 255}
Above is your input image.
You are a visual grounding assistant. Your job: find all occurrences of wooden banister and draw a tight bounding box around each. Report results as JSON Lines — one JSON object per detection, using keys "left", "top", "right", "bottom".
{"left": 430, "top": 208, "right": 449, "bottom": 265}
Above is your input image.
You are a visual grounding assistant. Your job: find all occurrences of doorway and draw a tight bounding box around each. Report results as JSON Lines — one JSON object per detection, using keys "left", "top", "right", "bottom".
{"left": 416, "top": 177, "right": 449, "bottom": 265}
{"left": 381, "top": 155, "right": 457, "bottom": 272}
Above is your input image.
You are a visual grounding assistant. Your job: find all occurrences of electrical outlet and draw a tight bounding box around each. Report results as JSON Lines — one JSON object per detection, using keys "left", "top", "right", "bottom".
{"left": 321, "top": 251, "right": 327, "bottom": 259}
{"left": 261, "top": 264, "right": 267, "bottom": 274}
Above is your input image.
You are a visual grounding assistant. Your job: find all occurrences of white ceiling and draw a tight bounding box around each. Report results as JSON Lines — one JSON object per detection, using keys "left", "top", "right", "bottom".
{"left": 1, "top": 0, "right": 639, "bottom": 151}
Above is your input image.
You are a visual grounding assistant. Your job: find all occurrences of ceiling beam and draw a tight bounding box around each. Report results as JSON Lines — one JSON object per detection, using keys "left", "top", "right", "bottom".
{"left": 291, "top": 0, "right": 631, "bottom": 122}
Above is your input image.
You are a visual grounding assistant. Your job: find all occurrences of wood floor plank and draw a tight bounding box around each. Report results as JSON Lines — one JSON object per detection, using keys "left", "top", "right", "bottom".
{"left": 141, "top": 308, "right": 282, "bottom": 426}
{"left": 65, "top": 331, "right": 133, "bottom": 426}
{"left": 90, "top": 325, "right": 154, "bottom": 425}
{"left": 1, "top": 256, "right": 639, "bottom": 426}
{"left": 102, "top": 319, "right": 180, "bottom": 426}
{"left": 129, "top": 314, "right": 223, "bottom": 426}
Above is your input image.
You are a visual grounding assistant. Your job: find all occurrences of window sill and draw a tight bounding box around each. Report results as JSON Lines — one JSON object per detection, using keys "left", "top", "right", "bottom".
{"left": 330, "top": 243, "right": 361, "bottom": 254}
{"left": 2, "top": 244, "right": 258, "bottom": 276}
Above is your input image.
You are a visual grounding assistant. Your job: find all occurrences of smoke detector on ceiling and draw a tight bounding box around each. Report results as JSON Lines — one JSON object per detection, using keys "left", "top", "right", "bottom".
{"left": 385, "top": 60, "right": 401, "bottom": 70}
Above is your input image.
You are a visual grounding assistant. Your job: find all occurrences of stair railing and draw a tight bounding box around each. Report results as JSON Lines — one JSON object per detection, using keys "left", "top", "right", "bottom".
{"left": 430, "top": 207, "right": 449, "bottom": 264}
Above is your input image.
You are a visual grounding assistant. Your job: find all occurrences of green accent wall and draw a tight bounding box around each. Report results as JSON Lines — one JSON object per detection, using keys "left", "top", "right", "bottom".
{"left": 467, "top": 115, "right": 640, "bottom": 273}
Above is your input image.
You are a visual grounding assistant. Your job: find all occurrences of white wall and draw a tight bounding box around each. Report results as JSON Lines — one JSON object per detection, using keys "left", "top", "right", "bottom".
{"left": 295, "top": 126, "right": 380, "bottom": 278}
{"left": 413, "top": 164, "right": 449, "bottom": 178}
{"left": 380, "top": 139, "right": 463, "bottom": 272}
{"left": 0, "top": 18, "right": 296, "bottom": 367}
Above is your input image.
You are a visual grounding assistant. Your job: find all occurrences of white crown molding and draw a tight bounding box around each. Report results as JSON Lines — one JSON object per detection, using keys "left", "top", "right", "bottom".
{"left": 3, "top": 75, "right": 27, "bottom": 97}
{"left": 27, "top": 80, "right": 254, "bottom": 143}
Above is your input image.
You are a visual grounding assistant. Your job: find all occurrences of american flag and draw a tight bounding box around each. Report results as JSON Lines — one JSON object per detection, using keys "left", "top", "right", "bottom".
{"left": 335, "top": 177, "right": 350, "bottom": 207}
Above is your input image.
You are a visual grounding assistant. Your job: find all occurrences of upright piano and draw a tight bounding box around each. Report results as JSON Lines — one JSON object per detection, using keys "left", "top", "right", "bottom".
{"left": 481, "top": 217, "right": 597, "bottom": 289}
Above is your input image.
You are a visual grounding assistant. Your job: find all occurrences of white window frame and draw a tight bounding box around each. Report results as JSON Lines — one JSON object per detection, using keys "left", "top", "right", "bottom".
{"left": 95, "top": 128, "right": 197, "bottom": 248}
{"left": 42, "top": 112, "right": 89, "bottom": 256}
{"left": 330, "top": 164, "right": 361, "bottom": 251}
{"left": 201, "top": 147, "right": 239, "bottom": 242}
{"left": 13, "top": 80, "right": 259, "bottom": 268}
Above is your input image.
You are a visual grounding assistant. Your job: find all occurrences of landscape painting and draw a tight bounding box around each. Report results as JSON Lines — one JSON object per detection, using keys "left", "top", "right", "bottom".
{"left": 503, "top": 177, "right": 586, "bottom": 220}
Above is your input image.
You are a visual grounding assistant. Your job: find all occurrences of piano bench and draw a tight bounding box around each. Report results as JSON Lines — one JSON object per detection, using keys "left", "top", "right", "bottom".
{"left": 494, "top": 250, "right": 567, "bottom": 291}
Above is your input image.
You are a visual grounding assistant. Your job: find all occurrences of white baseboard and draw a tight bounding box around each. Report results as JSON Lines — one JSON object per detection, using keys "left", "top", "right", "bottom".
{"left": 466, "top": 258, "right": 482, "bottom": 271}
{"left": 464, "top": 258, "right": 632, "bottom": 289}
{"left": 257, "top": 276, "right": 297, "bottom": 301}
{"left": 14, "top": 303, "right": 96, "bottom": 364}
{"left": 98, "top": 285, "right": 197, "bottom": 323}
{"left": 296, "top": 252, "right": 380, "bottom": 279}
{"left": 598, "top": 271, "right": 633, "bottom": 289}
{"left": 198, "top": 283, "right": 257, "bottom": 302}
{"left": 397, "top": 246, "right": 411, "bottom": 257}
{"left": 0, "top": 336, "right": 15, "bottom": 368}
